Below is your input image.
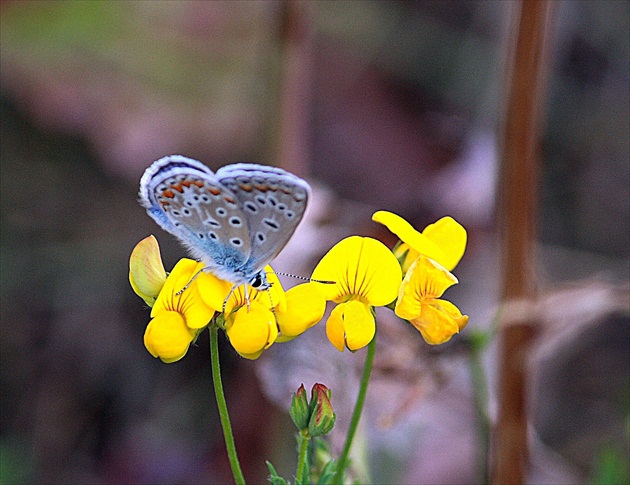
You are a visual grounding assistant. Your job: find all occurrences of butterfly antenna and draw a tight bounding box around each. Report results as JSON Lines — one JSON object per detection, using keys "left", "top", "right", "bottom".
{"left": 269, "top": 271, "right": 336, "bottom": 285}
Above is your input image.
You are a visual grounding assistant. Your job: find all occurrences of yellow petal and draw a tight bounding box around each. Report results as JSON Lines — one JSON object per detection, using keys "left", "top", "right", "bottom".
{"left": 151, "top": 259, "right": 216, "bottom": 329}
{"left": 410, "top": 299, "right": 468, "bottom": 345}
{"left": 276, "top": 283, "right": 326, "bottom": 338}
{"left": 372, "top": 211, "right": 466, "bottom": 271}
{"left": 226, "top": 305, "right": 278, "bottom": 357}
{"left": 263, "top": 267, "right": 287, "bottom": 312}
{"left": 151, "top": 259, "right": 199, "bottom": 315}
{"left": 237, "top": 349, "right": 265, "bottom": 360}
{"left": 144, "top": 310, "right": 196, "bottom": 363}
{"left": 342, "top": 300, "right": 376, "bottom": 351}
{"left": 312, "top": 236, "right": 401, "bottom": 306}
{"left": 325, "top": 304, "right": 346, "bottom": 352}
{"left": 422, "top": 217, "right": 467, "bottom": 271}
{"left": 393, "top": 243, "right": 420, "bottom": 274}
{"left": 129, "top": 235, "right": 167, "bottom": 306}
{"left": 395, "top": 255, "right": 458, "bottom": 320}
{"left": 196, "top": 271, "right": 233, "bottom": 311}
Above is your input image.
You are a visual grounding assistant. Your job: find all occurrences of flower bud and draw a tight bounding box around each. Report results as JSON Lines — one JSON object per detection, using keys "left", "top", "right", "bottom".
{"left": 289, "top": 384, "right": 310, "bottom": 431}
{"left": 308, "top": 383, "right": 336, "bottom": 437}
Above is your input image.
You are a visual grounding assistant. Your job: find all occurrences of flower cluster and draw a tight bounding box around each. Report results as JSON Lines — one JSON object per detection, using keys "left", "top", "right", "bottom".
{"left": 129, "top": 211, "right": 468, "bottom": 362}
{"left": 129, "top": 236, "right": 325, "bottom": 362}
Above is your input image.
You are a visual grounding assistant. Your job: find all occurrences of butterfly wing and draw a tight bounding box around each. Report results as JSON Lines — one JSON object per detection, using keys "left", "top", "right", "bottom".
{"left": 217, "top": 163, "right": 310, "bottom": 275}
{"left": 139, "top": 155, "right": 252, "bottom": 284}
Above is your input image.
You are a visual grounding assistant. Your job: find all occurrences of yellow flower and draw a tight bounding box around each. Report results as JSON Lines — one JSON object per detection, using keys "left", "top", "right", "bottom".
{"left": 223, "top": 275, "right": 326, "bottom": 358}
{"left": 129, "top": 235, "right": 167, "bottom": 306}
{"left": 131, "top": 237, "right": 326, "bottom": 361}
{"left": 222, "top": 270, "right": 282, "bottom": 360}
{"left": 225, "top": 303, "right": 278, "bottom": 360}
{"left": 144, "top": 258, "right": 224, "bottom": 362}
{"left": 395, "top": 255, "right": 468, "bottom": 345}
{"left": 372, "top": 211, "right": 467, "bottom": 272}
{"left": 312, "top": 236, "right": 402, "bottom": 351}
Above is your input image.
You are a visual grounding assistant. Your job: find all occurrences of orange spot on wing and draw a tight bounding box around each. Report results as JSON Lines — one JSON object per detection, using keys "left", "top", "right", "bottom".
{"left": 239, "top": 184, "right": 253, "bottom": 192}
{"left": 161, "top": 189, "right": 175, "bottom": 198}
{"left": 209, "top": 187, "right": 221, "bottom": 196}
{"left": 224, "top": 196, "right": 236, "bottom": 204}
{"left": 171, "top": 184, "right": 184, "bottom": 193}
{"left": 254, "top": 184, "right": 268, "bottom": 192}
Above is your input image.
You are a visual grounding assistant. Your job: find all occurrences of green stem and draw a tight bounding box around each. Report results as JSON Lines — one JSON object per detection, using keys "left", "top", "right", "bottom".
{"left": 210, "top": 324, "right": 246, "bottom": 485}
{"left": 469, "top": 334, "right": 490, "bottom": 484}
{"left": 295, "top": 430, "right": 310, "bottom": 483}
{"left": 334, "top": 334, "right": 376, "bottom": 484}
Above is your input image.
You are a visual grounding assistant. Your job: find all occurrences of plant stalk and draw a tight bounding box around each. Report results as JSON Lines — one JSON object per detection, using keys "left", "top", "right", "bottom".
{"left": 296, "top": 430, "right": 310, "bottom": 483}
{"left": 334, "top": 334, "right": 376, "bottom": 484}
{"left": 210, "top": 324, "right": 246, "bottom": 485}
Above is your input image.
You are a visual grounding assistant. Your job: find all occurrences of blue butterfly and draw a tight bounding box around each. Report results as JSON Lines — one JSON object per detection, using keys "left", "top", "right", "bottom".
{"left": 139, "top": 155, "right": 311, "bottom": 293}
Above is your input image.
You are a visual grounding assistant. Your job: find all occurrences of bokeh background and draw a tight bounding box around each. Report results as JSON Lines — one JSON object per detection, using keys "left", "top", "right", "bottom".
{"left": 1, "top": 1, "right": 628, "bottom": 484}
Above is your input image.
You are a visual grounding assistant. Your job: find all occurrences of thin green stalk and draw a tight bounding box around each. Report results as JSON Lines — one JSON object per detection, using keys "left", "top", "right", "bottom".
{"left": 469, "top": 333, "right": 490, "bottom": 484}
{"left": 334, "top": 334, "right": 376, "bottom": 485}
{"left": 296, "top": 430, "right": 310, "bottom": 483}
{"left": 210, "top": 324, "right": 246, "bottom": 485}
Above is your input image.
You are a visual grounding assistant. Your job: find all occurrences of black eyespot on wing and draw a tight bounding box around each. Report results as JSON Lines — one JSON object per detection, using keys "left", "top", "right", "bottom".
{"left": 209, "top": 232, "right": 218, "bottom": 240}
{"left": 245, "top": 201, "right": 257, "bottom": 213}
{"left": 263, "top": 218, "right": 279, "bottom": 231}
{"left": 229, "top": 217, "right": 242, "bottom": 227}
{"left": 230, "top": 238, "right": 243, "bottom": 247}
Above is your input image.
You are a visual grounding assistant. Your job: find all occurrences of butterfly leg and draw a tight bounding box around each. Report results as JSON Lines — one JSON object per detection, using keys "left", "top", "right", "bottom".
{"left": 244, "top": 284, "right": 251, "bottom": 311}
{"left": 176, "top": 267, "right": 210, "bottom": 295}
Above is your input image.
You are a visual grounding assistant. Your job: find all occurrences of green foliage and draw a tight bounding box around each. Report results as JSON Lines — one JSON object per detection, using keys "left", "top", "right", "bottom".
{"left": 266, "top": 461, "right": 290, "bottom": 485}
{"left": 589, "top": 446, "right": 629, "bottom": 485}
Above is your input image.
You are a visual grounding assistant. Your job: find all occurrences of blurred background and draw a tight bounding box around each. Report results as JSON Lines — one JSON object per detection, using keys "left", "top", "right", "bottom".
{"left": 1, "top": 1, "right": 628, "bottom": 484}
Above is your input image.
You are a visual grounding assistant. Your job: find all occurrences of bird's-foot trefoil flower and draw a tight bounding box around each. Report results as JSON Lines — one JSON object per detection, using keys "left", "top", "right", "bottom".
{"left": 312, "top": 236, "right": 402, "bottom": 351}
{"left": 372, "top": 210, "right": 467, "bottom": 273}
{"left": 395, "top": 254, "right": 468, "bottom": 344}
{"left": 143, "top": 258, "right": 226, "bottom": 362}
{"left": 221, "top": 270, "right": 282, "bottom": 360}
{"left": 223, "top": 277, "right": 326, "bottom": 359}
{"left": 130, "top": 237, "right": 326, "bottom": 362}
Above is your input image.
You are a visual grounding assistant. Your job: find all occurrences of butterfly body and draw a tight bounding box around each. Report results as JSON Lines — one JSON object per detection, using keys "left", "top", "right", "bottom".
{"left": 139, "top": 155, "right": 310, "bottom": 288}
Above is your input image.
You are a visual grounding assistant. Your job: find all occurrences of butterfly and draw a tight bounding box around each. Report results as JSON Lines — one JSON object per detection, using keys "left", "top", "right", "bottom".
{"left": 139, "top": 155, "right": 311, "bottom": 295}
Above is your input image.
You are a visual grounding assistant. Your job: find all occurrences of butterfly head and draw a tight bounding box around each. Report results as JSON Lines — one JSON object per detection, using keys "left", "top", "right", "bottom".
{"left": 249, "top": 271, "right": 270, "bottom": 291}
